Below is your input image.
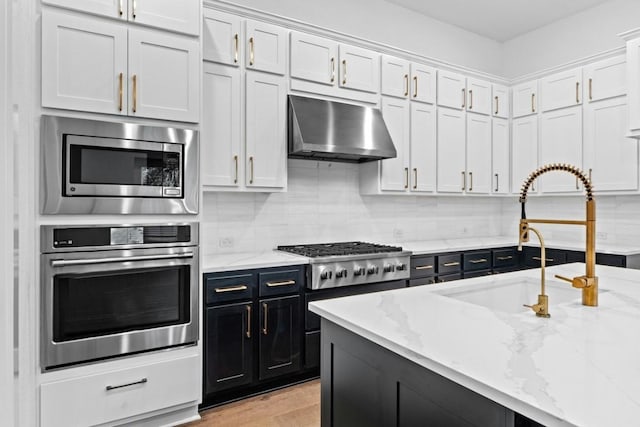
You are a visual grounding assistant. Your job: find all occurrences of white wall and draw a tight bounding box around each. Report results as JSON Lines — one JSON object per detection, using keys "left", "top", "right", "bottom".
{"left": 503, "top": 0, "right": 640, "bottom": 78}
{"left": 202, "top": 160, "right": 504, "bottom": 256}
{"left": 222, "top": 0, "right": 504, "bottom": 75}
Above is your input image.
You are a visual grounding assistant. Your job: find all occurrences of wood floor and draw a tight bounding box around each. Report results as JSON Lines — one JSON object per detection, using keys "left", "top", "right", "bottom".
{"left": 187, "top": 380, "right": 320, "bottom": 427}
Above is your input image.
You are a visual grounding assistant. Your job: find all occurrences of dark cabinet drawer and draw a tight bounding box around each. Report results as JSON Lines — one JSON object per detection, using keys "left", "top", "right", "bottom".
{"left": 597, "top": 253, "right": 625, "bottom": 267}
{"left": 492, "top": 247, "right": 519, "bottom": 269}
{"left": 410, "top": 255, "right": 436, "bottom": 279}
{"left": 523, "top": 247, "right": 567, "bottom": 267}
{"left": 463, "top": 269, "right": 492, "bottom": 279}
{"left": 205, "top": 273, "right": 254, "bottom": 305}
{"left": 258, "top": 266, "right": 304, "bottom": 297}
{"left": 437, "top": 273, "right": 462, "bottom": 283}
{"left": 438, "top": 253, "right": 462, "bottom": 275}
{"left": 463, "top": 251, "right": 491, "bottom": 271}
{"left": 408, "top": 277, "right": 437, "bottom": 287}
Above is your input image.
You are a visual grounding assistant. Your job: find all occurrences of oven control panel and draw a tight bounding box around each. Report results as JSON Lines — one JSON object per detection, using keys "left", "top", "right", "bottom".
{"left": 308, "top": 255, "right": 411, "bottom": 290}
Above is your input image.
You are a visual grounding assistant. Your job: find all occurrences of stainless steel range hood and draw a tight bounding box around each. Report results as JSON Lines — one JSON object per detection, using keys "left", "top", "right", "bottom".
{"left": 288, "top": 95, "right": 397, "bottom": 163}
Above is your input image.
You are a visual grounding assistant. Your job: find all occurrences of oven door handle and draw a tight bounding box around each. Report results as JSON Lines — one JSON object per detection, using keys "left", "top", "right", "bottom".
{"left": 50, "top": 252, "right": 195, "bottom": 267}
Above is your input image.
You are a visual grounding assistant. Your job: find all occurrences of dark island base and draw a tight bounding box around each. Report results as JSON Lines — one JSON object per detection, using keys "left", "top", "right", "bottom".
{"left": 320, "top": 319, "right": 545, "bottom": 427}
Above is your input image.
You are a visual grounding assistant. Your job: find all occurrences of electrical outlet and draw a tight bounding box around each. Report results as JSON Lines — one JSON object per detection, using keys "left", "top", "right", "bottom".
{"left": 219, "top": 237, "right": 234, "bottom": 248}
{"left": 597, "top": 232, "right": 608, "bottom": 241}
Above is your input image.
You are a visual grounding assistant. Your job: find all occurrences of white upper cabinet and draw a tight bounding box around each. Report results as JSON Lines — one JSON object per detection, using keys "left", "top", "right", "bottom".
{"left": 410, "top": 63, "right": 436, "bottom": 104}
{"left": 512, "top": 116, "right": 538, "bottom": 195}
{"left": 437, "top": 108, "right": 466, "bottom": 193}
{"left": 245, "top": 20, "right": 288, "bottom": 75}
{"left": 492, "top": 84, "right": 509, "bottom": 119}
{"left": 540, "top": 68, "right": 583, "bottom": 112}
{"left": 290, "top": 32, "right": 337, "bottom": 85}
{"left": 338, "top": 44, "right": 380, "bottom": 93}
{"left": 466, "top": 78, "right": 491, "bottom": 115}
{"left": 539, "top": 105, "right": 583, "bottom": 192}
{"left": 512, "top": 80, "right": 538, "bottom": 118}
{"left": 42, "top": 0, "right": 200, "bottom": 35}
{"left": 203, "top": 9, "right": 242, "bottom": 66}
{"left": 583, "top": 55, "right": 626, "bottom": 103}
{"left": 622, "top": 30, "right": 640, "bottom": 137}
{"left": 381, "top": 55, "right": 410, "bottom": 99}
{"left": 437, "top": 70, "right": 466, "bottom": 110}
{"left": 380, "top": 97, "right": 410, "bottom": 191}
{"left": 410, "top": 102, "right": 437, "bottom": 192}
{"left": 584, "top": 96, "right": 638, "bottom": 191}
{"left": 492, "top": 119, "right": 510, "bottom": 194}
{"left": 465, "top": 113, "right": 492, "bottom": 193}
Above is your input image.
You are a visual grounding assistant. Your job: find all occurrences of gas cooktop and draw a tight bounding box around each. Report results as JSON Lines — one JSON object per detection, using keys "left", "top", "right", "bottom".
{"left": 277, "top": 241, "right": 404, "bottom": 258}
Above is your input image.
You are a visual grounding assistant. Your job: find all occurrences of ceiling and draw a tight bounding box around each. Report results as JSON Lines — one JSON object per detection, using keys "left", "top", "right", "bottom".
{"left": 385, "top": 0, "right": 612, "bottom": 42}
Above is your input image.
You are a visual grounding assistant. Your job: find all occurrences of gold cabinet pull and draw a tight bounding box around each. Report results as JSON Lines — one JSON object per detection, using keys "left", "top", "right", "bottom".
{"left": 468, "top": 89, "right": 473, "bottom": 109}
{"left": 532, "top": 256, "right": 554, "bottom": 262}
{"left": 118, "top": 0, "right": 123, "bottom": 16}
{"left": 531, "top": 93, "right": 536, "bottom": 112}
{"left": 249, "top": 37, "right": 254, "bottom": 66}
{"left": 497, "top": 256, "right": 513, "bottom": 261}
{"left": 245, "top": 305, "right": 251, "bottom": 338}
{"left": 404, "top": 167, "right": 409, "bottom": 189}
{"left": 262, "top": 302, "right": 268, "bottom": 335}
{"left": 234, "top": 34, "right": 239, "bottom": 63}
{"left": 249, "top": 156, "right": 254, "bottom": 184}
{"left": 266, "top": 280, "right": 296, "bottom": 287}
{"left": 404, "top": 74, "right": 409, "bottom": 97}
{"left": 461, "top": 88, "right": 466, "bottom": 108}
{"left": 342, "top": 59, "right": 347, "bottom": 85}
{"left": 443, "top": 261, "right": 460, "bottom": 267}
{"left": 576, "top": 81, "right": 580, "bottom": 103}
{"left": 469, "top": 258, "right": 487, "bottom": 264}
{"left": 132, "top": 0, "right": 136, "bottom": 19}
{"left": 461, "top": 171, "right": 466, "bottom": 191}
{"left": 415, "top": 265, "right": 433, "bottom": 270}
{"left": 118, "top": 72, "right": 123, "bottom": 111}
{"left": 132, "top": 74, "right": 137, "bottom": 113}
{"left": 413, "top": 168, "right": 417, "bottom": 189}
{"left": 469, "top": 171, "right": 473, "bottom": 191}
{"left": 494, "top": 95, "right": 499, "bottom": 115}
{"left": 588, "top": 78, "right": 592, "bottom": 100}
{"left": 413, "top": 75, "right": 418, "bottom": 98}
{"left": 494, "top": 173, "right": 499, "bottom": 192}
{"left": 214, "top": 285, "right": 248, "bottom": 293}
{"left": 330, "top": 57, "right": 335, "bottom": 83}
{"left": 234, "top": 155, "right": 239, "bottom": 184}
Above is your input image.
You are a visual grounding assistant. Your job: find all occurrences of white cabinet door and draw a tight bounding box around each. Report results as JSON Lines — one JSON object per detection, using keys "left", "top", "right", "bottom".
{"left": 246, "top": 71, "right": 287, "bottom": 188}
{"left": 512, "top": 116, "right": 538, "bottom": 194}
{"left": 625, "top": 36, "right": 640, "bottom": 134}
{"left": 129, "top": 0, "right": 200, "bottom": 35}
{"left": 42, "top": 9, "right": 128, "bottom": 115}
{"left": 512, "top": 80, "right": 538, "bottom": 118}
{"left": 437, "top": 70, "right": 466, "bottom": 110}
{"left": 437, "top": 108, "right": 466, "bottom": 193}
{"left": 42, "top": 0, "right": 125, "bottom": 19}
{"left": 338, "top": 44, "right": 380, "bottom": 94}
{"left": 466, "top": 113, "right": 492, "bottom": 194}
{"left": 381, "top": 55, "right": 410, "bottom": 99}
{"left": 584, "top": 55, "right": 626, "bottom": 103}
{"left": 584, "top": 97, "right": 637, "bottom": 191}
{"left": 410, "top": 63, "right": 436, "bottom": 104}
{"left": 128, "top": 28, "right": 199, "bottom": 122}
{"left": 492, "top": 84, "right": 509, "bottom": 119}
{"left": 245, "top": 20, "right": 287, "bottom": 75}
{"left": 203, "top": 9, "right": 242, "bottom": 66}
{"left": 539, "top": 106, "right": 583, "bottom": 192}
{"left": 410, "top": 102, "right": 437, "bottom": 192}
{"left": 290, "top": 32, "right": 337, "bottom": 86}
{"left": 492, "top": 118, "right": 510, "bottom": 194}
{"left": 380, "top": 98, "right": 410, "bottom": 191}
{"left": 466, "top": 77, "right": 491, "bottom": 115}
{"left": 540, "top": 68, "right": 583, "bottom": 112}
{"left": 202, "top": 63, "right": 242, "bottom": 187}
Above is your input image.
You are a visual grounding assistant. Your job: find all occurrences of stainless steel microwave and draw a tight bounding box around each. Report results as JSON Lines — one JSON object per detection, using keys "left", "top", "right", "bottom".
{"left": 40, "top": 115, "right": 198, "bottom": 214}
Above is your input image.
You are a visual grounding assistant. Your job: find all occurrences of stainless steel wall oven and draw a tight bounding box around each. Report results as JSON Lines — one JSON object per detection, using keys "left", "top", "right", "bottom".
{"left": 40, "top": 115, "right": 198, "bottom": 214}
{"left": 40, "top": 223, "right": 199, "bottom": 370}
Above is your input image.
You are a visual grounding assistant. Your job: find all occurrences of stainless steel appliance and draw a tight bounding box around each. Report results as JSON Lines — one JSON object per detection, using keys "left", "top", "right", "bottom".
{"left": 40, "top": 115, "right": 198, "bottom": 214}
{"left": 40, "top": 223, "right": 199, "bottom": 370}
{"left": 277, "top": 241, "right": 411, "bottom": 290}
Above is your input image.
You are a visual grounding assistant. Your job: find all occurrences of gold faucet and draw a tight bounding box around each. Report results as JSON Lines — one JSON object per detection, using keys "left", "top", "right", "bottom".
{"left": 519, "top": 225, "right": 550, "bottom": 317}
{"left": 518, "top": 163, "right": 598, "bottom": 308}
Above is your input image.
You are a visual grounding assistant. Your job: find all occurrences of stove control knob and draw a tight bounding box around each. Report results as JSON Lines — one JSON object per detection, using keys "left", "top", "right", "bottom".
{"left": 320, "top": 271, "right": 333, "bottom": 280}
{"left": 354, "top": 266, "right": 365, "bottom": 276}
{"left": 336, "top": 269, "right": 348, "bottom": 278}
{"left": 367, "top": 266, "right": 378, "bottom": 275}
{"left": 396, "top": 263, "right": 407, "bottom": 271}
{"left": 383, "top": 264, "right": 395, "bottom": 273}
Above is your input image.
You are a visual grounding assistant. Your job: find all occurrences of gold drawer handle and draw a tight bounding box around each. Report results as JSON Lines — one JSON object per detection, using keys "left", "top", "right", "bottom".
{"left": 330, "top": 57, "right": 335, "bottom": 82}
{"left": 249, "top": 37, "right": 254, "bottom": 66}
{"left": 532, "top": 256, "right": 554, "bottom": 262}
{"left": 266, "top": 280, "right": 296, "bottom": 287}
{"left": 132, "top": 74, "right": 137, "bottom": 113}
{"left": 496, "top": 256, "right": 513, "bottom": 261}
{"left": 234, "top": 34, "right": 239, "bottom": 63}
{"left": 443, "top": 261, "right": 460, "bottom": 267}
{"left": 415, "top": 265, "right": 433, "bottom": 270}
{"left": 214, "top": 285, "right": 248, "bottom": 293}
{"left": 494, "top": 95, "right": 499, "bottom": 115}
{"left": 342, "top": 59, "right": 347, "bottom": 85}
{"left": 469, "top": 259, "right": 487, "bottom": 264}
{"left": 404, "top": 74, "right": 409, "bottom": 97}
{"left": 531, "top": 93, "right": 536, "bottom": 112}
{"left": 413, "top": 75, "right": 418, "bottom": 98}
{"left": 118, "top": 72, "right": 123, "bottom": 111}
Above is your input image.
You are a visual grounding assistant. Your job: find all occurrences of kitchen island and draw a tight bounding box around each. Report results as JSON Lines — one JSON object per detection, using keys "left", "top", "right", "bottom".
{"left": 309, "top": 263, "right": 640, "bottom": 427}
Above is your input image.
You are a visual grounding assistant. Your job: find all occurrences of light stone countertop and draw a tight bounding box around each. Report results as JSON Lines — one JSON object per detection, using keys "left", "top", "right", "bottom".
{"left": 202, "top": 251, "right": 309, "bottom": 273}
{"left": 309, "top": 263, "right": 640, "bottom": 427}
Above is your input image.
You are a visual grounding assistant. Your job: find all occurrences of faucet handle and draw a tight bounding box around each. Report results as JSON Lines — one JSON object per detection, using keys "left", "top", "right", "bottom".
{"left": 554, "top": 274, "right": 589, "bottom": 289}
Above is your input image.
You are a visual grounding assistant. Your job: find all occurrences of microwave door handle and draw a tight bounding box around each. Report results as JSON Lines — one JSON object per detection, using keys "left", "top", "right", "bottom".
{"left": 50, "top": 252, "right": 194, "bottom": 267}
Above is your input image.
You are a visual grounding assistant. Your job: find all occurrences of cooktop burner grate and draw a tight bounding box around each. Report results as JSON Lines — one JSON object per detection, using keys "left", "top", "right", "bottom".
{"left": 277, "top": 241, "right": 403, "bottom": 258}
